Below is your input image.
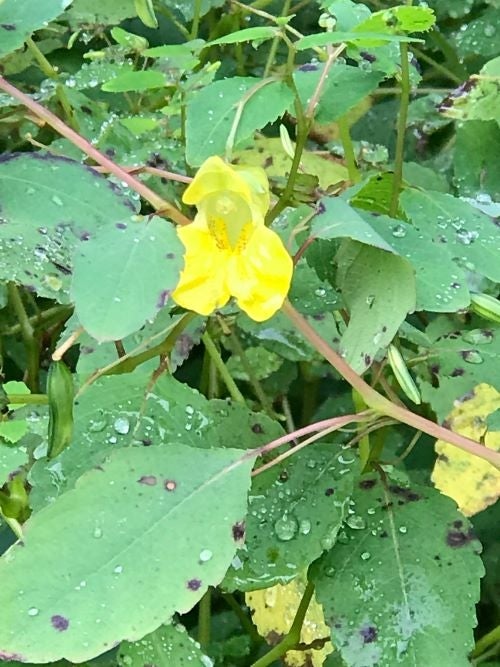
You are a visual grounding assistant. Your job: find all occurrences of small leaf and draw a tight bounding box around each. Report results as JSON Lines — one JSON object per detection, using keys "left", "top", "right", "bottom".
{"left": 432, "top": 383, "right": 500, "bottom": 517}
{"left": 0, "top": 446, "right": 27, "bottom": 486}
{"left": 296, "top": 31, "right": 423, "bottom": 50}
{"left": 118, "top": 622, "right": 209, "bottom": 666}
{"left": 208, "top": 26, "right": 279, "bottom": 46}
{"left": 102, "top": 70, "right": 166, "bottom": 92}
{"left": 71, "top": 216, "right": 184, "bottom": 342}
{"left": 354, "top": 5, "right": 436, "bottom": 35}
{"left": 134, "top": 0, "right": 158, "bottom": 28}
{"left": 0, "top": 445, "right": 254, "bottom": 663}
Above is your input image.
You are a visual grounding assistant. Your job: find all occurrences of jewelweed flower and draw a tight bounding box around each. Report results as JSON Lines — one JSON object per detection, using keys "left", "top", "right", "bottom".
{"left": 172, "top": 156, "right": 293, "bottom": 322}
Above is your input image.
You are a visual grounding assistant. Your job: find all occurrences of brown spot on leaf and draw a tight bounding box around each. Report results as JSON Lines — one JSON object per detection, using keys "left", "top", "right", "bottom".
{"left": 51, "top": 615, "right": 69, "bottom": 631}
{"left": 446, "top": 527, "right": 475, "bottom": 548}
{"left": 138, "top": 475, "right": 157, "bottom": 486}
{"left": 187, "top": 578, "right": 201, "bottom": 591}
{"left": 359, "top": 479, "right": 376, "bottom": 490}
{"left": 232, "top": 521, "right": 245, "bottom": 541}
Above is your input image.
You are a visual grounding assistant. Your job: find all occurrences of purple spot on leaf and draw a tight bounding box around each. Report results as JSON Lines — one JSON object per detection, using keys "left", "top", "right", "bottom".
{"left": 316, "top": 201, "right": 326, "bottom": 215}
{"left": 157, "top": 289, "right": 170, "bottom": 309}
{"left": 187, "top": 578, "right": 201, "bottom": 591}
{"left": 51, "top": 615, "right": 69, "bottom": 632}
{"left": 360, "top": 625, "right": 377, "bottom": 644}
{"left": 232, "top": 521, "right": 245, "bottom": 541}
{"left": 1, "top": 24, "right": 16, "bottom": 31}
{"left": 299, "top": 63, "right": 319, "bottom": 72}
{"left": 325, "top": 487, "right": 334, "bottom": 496}
{"left": 115, "top": 222, "right": 127, "bottom": 230}
{"left": 251, "top": 423, "right": 263, "bottom": 434}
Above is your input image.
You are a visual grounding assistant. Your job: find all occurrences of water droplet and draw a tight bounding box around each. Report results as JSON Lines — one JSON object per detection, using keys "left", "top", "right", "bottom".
{"left": 361, "top": 551, "right": 371, "bottom": 560}
{"left": 51, "top": 195, "right": 64, "bottom": 206}
{"left": 314, "top": 287, "right": 326, "bottom": 297}
{"left": 113, "top": 565, "right": 123, "bottom": 574}
{"left": 462, "top": 330, "right": 492, "bottom": 345}
{"left": 391, "top": 224, "right": 407, "bottom": 238}
{"left": 299, "top": 519, "right": 311, "bottom": 535}
{"left": 28, "top": 607, "right": 39, "bottom": 616}
{"left": 93, "top": 526, "right": 103, "bottom": 539}
{"left": 306, "top": 459, "right": 317, "bottom": 469}
{"left": 199, "top": 549, "right": 213, "bottom": 562}
{"left": 484, "top": 24, "right": 496, "bottom": 37}
{"left": 346, "top": 515, "right": 366, "bottom": 530}
{"left": 456, "top": 229, "right": 479, "bottom": 245}
{"left": 89, "top": 417, "right": 108, "bottom": 432}
{"left": 365, "top": 294, "right": 375, "bottom": 308}
{"left": 113, "top": 417, "right": 130, "bottom": 435}
{"left": 462, "top": 350, "right": 483, "bottom": 364}
{"left": 399, "top": 526, "right": 407, "bottom": 534}
{"left": 274, "top": 514, "right": 298, "bottom": 541}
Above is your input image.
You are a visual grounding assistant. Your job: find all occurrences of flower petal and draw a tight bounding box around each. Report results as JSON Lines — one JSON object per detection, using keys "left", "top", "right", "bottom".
{"left": 183, "top": 156, "right": 252, "bottom": 206}
{"left": 234, "top": 165, "right": 270, "bottom": 217}
{"left": 227, "top": 225, "right": 293, "bottom": 321}
{"left": 172, "top": 223, "right": 231, "bottom": 316}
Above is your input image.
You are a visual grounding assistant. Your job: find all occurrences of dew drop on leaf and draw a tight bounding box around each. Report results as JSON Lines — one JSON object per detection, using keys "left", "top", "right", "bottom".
{"left": 462, "top": 350, "right": 484, "bottom": 364}
{"left": 274, "top": 514, "right": 298, "bottom": 541}
{"left": 346, "top": 515, "right": 366, "bottom": 530}
{"left": 113, "top": 417, "right": 130, "bottom": 435}
{"left": 28, "top": 607, "right": 39, "bottom": 616}
{"left": 199, "top": 549, "right": 213, "bottom": 562}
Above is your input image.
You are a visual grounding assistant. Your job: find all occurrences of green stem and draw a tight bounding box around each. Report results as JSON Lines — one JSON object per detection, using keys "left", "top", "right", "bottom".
{"left": 201, "top": 332, "right": 246, "bottom": 404}
{"left": 263, "top": 0, "right": 292, "bottom": 77}
{"left": 1, "top": 305, "right": 73, "bottom": 336}
{"left": 389, "top": 42, "right": 410, "bottom": 218}
{"left": 7, "top": 283, "right": 39, "bottom": 392}
{"left": 353, "top": 389, "right": 371, "bottom": 469}
{"left": 25, "top": 37, "right": 58, "bottom": 78}
{"left": 197, "top": 589, "right": 211, "bottom": 648}
{"left": 472, "top": 625, "right": 500, "bottom": 659}
{"left": 282, "top": 301, "right": 500, "bottom": 467}
{"left": 229, "top": 330, "right": 276, "bottom": 418}
{"left": 221, "top": 593, "right": 262, "bottom": 644}
{"left": 337, "top": 115, "right": 360, "bottom": 183}
{"left": 410, "top": 46, "right": 462, "bottom": 85}
{"left": 190, "top": 0, "right": 202, "bottom": 39}
{"left": 6, "top": 394, "right": 48, "bottom": 405}
{"left": 251, "top": 580, "right": 315, "bottom": 667}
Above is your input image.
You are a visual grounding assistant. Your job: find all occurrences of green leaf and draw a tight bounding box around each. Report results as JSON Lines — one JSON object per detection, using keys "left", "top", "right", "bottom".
{"left": 118, "top": 622, "right": 210, "bottom": 666}
{"left": 185, "top": 77, "right": 294, "bottom": 166}
{"left": 294, "top": 64, "right": 385, "bottom": 124}
{"left": 0, "top": 446, "right": 27, "bottom": 486}
{"left": 65, "top": 0, "right": 136, "bottom": 27}
{"left": 338, "top": 244, "right": 416, "bottom": 372}
{"left": 0, "top": 0, "right": 73, "bottom": 58}
{"left": 0, "top": 445, "right": 254, "bottom": 663}
{"left": 454, "top": 121, "right": 500, "bottom": 201}
{"left": 101, "top": 70, "right": 166, "bottom": 92}
{"left": 439, "top": 58, "right": 500, "bottom": 124}
{"left": 313, "top": 475, "right": 483, "bottom": 667}
{"left": 134, "top": 0, "right": 158, "bottom": 28}
{"left": 325, "top": 0, "right": 372, "bottom": 31}
{"left": 296, "top": 31, "right": 423, "bottom": 50}
{"left": 0, "top": 154, "right": 136, "bottom": 302}
{"left": 354, "top": 5, "right": 436, "bottom": 35}
{"left": 453, "top": 7, "right": 500, "bottom": 58}
{"left": 29, "top": 373, "right": 283, "bottom": 509}
{"left": 224, "top": 443, "right": 356, "bottom": 591}
{"left": 400, "top": 188, "right": 500, "bottom": 283}
{"left": 208, "top": 27, "right": 279, "bottom": 46}
{"left": 311, "top": 198, "right": 394, "bottom": 251}
{"left": 365, "top": 213, "right": 470, "bottom": 312}
{"left": 159, "top": 0, "right": 224, "bottom": 21}
{"left": 71, "top": 216, "right": 184, "bottom": 342}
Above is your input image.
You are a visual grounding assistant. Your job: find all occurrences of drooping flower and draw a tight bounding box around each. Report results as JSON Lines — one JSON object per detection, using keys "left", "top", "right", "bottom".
{"left": 172, "top": 156, "right": 293, "bottom": 322}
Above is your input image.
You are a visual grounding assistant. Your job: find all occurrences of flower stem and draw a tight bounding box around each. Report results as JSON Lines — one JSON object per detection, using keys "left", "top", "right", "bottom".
{"left": 7, "top": 283, "right": 39, "bottom": 392}
{"left": 472, "top": 624, "right": 500, "bottom": 659}
{"left": 337, "top": 115, "right": 360, "bottom": 184}
{"left": 389, "top": 42, "right": 411, "bottom": 218}
{"left": 190, "top": 0, "right": 202, "bottom": 39}
{"left": 282, "top": 300, "right": 500, "bottom": 467}
{"left": 250, "top": 580, "right": 315, "bottom": 667}
{"left": 201, "top": 332, "right": 246, "bottom": 404}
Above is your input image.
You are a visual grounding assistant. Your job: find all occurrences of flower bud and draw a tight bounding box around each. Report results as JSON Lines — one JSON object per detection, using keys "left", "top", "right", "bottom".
{"left": 387, "top": 344, "right": 421, "bottom": 405}
{"left": 470, "top": 293, "right": 500, "bottom": 324}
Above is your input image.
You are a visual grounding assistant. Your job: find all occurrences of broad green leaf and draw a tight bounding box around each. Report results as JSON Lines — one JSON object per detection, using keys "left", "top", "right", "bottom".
{"left": 0, "top": 445, "right": 254, "bottom": 663}
{"left": 134, "top": 0, "right": 157, "bottom": 28}
{"left": 338, "top": 244, "right": 416, "bottom": 372}
{"left": 296, "top": 31, "right": 423, "bottom": 50}
{"left": 400, "top": 188, "right": 500, "bottom": 282}
{"left": 324, "top": 0, "right": 372, "bottom": 31}
{"left": 118, "top": 622, "right": 210, "bottom": 666}
{"left": 0, "top": 0, "right": 73, "bottom": 58}
{"left": 311, "top": 198, "right": 394, "bottom": 251}
{"left": 418, "top": 325, "right": 500, "bottom": 421}
{"left": 185, "top": 77, "right": 294, "bottom": 166}
{"left": 0, "top": 446, "right": 27, "bottom": 486}
{"left": 65, "top": 0, "right": 136, "bottom": 26}
{"left": 354, "top": 5, "right": 436, "bottom": 34}
{"left": 432, "top": 384, "right": 500, "bottom": 517}
{"left": 313, "top": 475, "right": 483, "bottom": 667}
{"left": 29, "top": 373, "right": 283, "bottom": 509}
{"left": 102, "top": 70, "right": 167, "bottom": 93}
{"left": 453, "top": 7, "right": 500, "bottom": 58}
{"left": 71, "top": 216, "right": 184, "bottom": 342}
{"left": 226, "top": 347, "right": 283, "bottom": 382}
{"left": 365, "top": 213, "right": 470, "bottom": 312}
{"left": 66, "top": 59, "right": 135, "bottom": 90}
{"left": 208, "top": 27, "right": 279, "bottom": 46}
{"left": 427, "top": 0, "right": 476, "bottom": 19}
{"left": 454, "top": 121, "right": 500, "bottom": 201}
{"left": 246, "top": 576, "right": 333, "bottom": 666}
{"left": 225, "top": 443, "right": 355, "bottom": 591}
{"left": 294, "top": 64, "right": 385, "bottom": 124}
{"left": 0, "top": 154, "right": 136, "bottom": 303}
{"left": 159, "top": 0, "right": 224, "bottom": 21}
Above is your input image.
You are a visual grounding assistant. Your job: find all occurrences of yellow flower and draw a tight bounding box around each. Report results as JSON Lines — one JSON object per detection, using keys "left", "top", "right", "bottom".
{"left": 172, "top": 156, "right": 293, "bottom": 322}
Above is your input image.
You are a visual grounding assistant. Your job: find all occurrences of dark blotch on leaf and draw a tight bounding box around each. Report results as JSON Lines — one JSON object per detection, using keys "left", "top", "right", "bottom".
{"left": 187, "top": 578, "right": 201, "bottom": 591}
{"left": 232, "top": 521, "right": 245, "bottom": 541}
{"left": 1, "top": 24, "right": 16, "bottom": 31}
{"left": 446, "top": 528, "right": 475, "bottom": 548}
{"left": 164, "top": 479, "right": 177, "bottom": 491}
{"left": 80, "top": 231, "right": 91, "bottom": 241}
{"left": 251, "top": 423, "right": 263, "bottom": 434}
{"left": 360, "top": 51, "right": 377, "bottom": 63}
{"left": 364, "top": 354, "right": 371, "bottom": 367}
{"left": 0, "top": 652, "right": 25, "bottom": 661}
{"left": 360, "top": 625, "right": 377, "bottom": 644}
{"left": 359, "top": 479, "right": 376, "bottom": 490}
{"left": 451, "top": 368, "right": 464, "bottom": 377}
{"left": 316, "top": 201, "right": 326, "bottom": 215}
{"left": 388, "top": 485, "right": 421, "bottom": 503}
{"left": 142, "top": 437, "right": 152, "bottom": 446}
{"left": 264, "top": 156, "right": 273, "bottom": 168}
{"left": 51, "top": 615, "right": 69, "bottom": 632}
{"left": 165, "top": 252, "right": 175, "bottom": 259}
{"left": 380, "top": 530, "right": 388, "bottom": 538}
{"left": 115, "top": 222, "right": 127, "bottom": 230}
{"left": 157, "top": 289, "right": 170, "bottom": 309}
{"left": 298, "top": 63, "right": 319, "bottom": 72}
{"left": 138, "top": 475, "right": 157, "bottom": 486}
{"left": 325, "top": 487, "right": 335, "bottom": 496}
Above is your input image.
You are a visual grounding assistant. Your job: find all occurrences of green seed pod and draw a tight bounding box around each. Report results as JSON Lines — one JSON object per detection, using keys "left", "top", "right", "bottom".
{"left": 387, "top": 344, "right": 421, "bottom": 405}
{"left": 470, "top": 292, "right": 500, "bottom": 324}
{"left": 47, "top": 361, "right": 74, "bottom": 460}
{"left": 134, "top": 0, "right": 158, "bottom": 28}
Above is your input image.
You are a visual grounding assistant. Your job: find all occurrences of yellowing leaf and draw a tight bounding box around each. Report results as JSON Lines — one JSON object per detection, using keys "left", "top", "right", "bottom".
{"left": 246, "top": 576, "right": 333, "bottom": 667}
{"left": 432, "top": 383, "right": 500, "bottom": 516}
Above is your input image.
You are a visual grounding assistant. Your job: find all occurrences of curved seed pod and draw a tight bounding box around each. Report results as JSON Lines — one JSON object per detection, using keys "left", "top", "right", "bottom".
{"left": 134, "top": 0, "right": 158, "bottom": 28}
{"left": 470, "top": 292, "right": 500, "bottom": 324}
{"left": 387, "top": 344, "right": 421, "bottom": 405}
{"left": 47, "top": 361, "right": 74, "bottom": 460}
